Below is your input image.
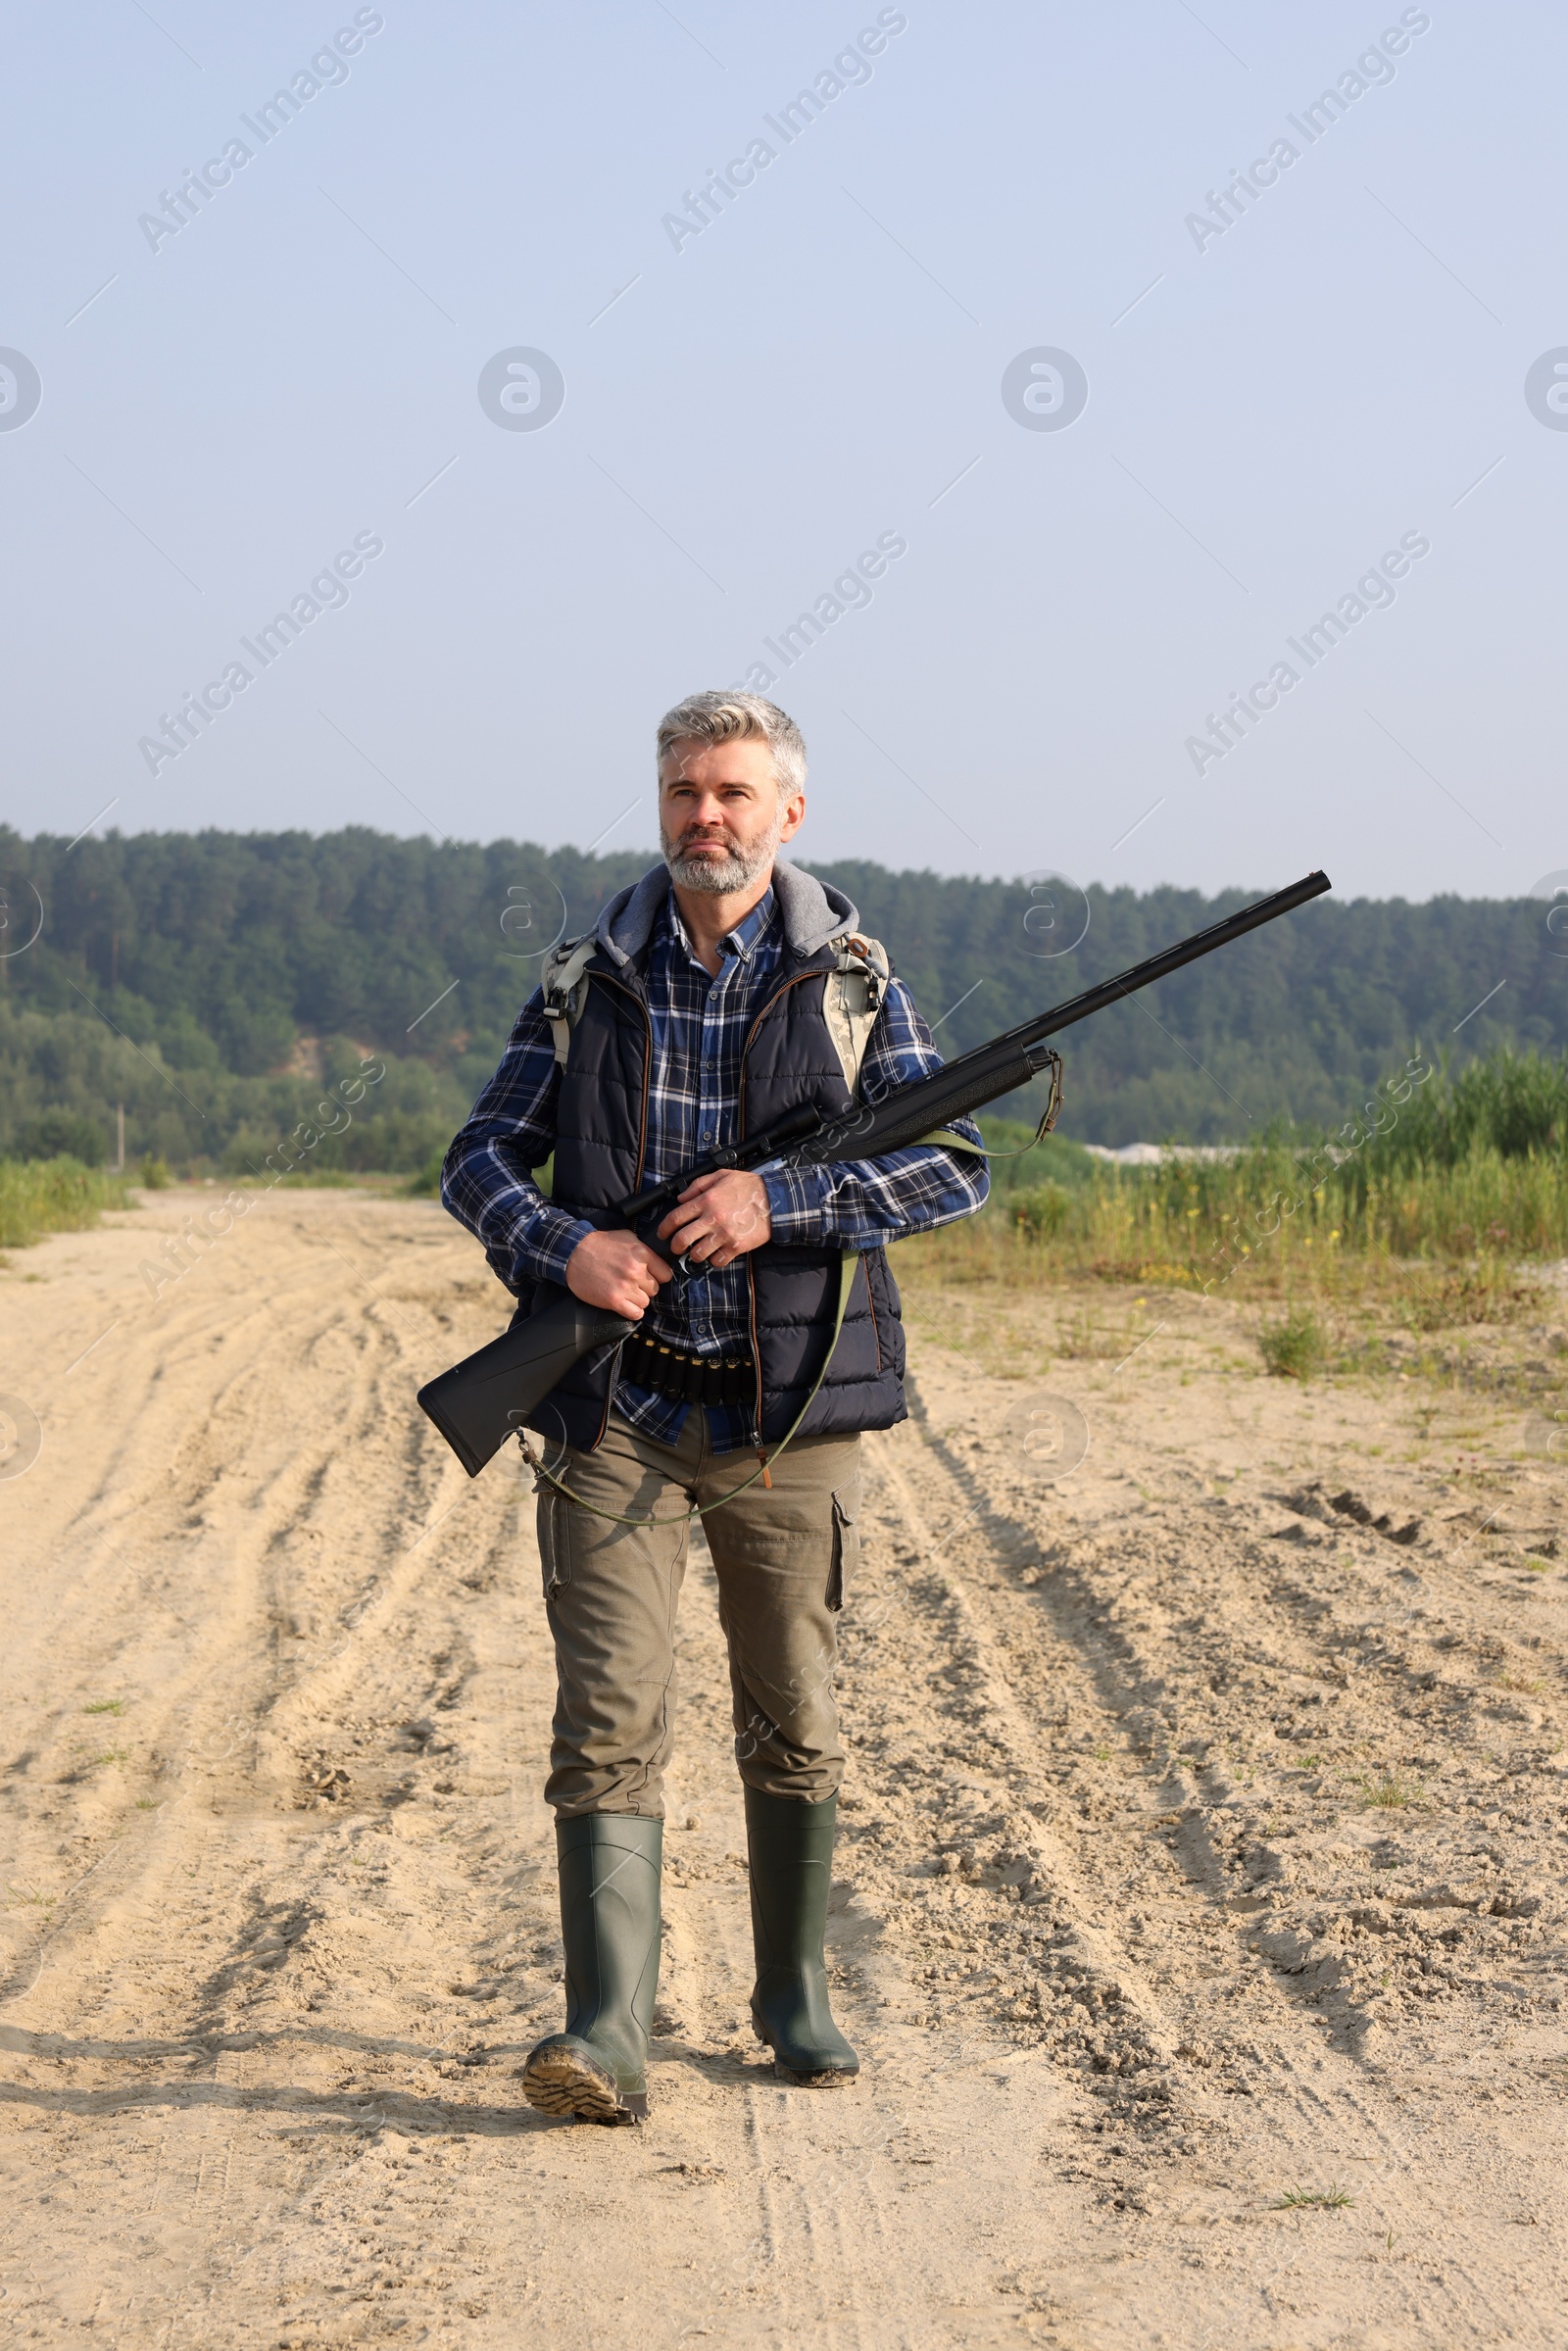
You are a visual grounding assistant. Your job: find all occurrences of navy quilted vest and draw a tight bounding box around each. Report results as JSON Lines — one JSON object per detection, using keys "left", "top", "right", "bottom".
{"left": 514, "top": 939, "right": 906, "bottom": 1454}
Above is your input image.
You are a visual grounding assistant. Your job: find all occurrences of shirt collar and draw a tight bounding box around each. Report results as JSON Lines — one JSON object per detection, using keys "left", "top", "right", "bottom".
{"left": 724, "top": 886, "right": 777, "bottom": 961}
{"left": 662, "top": 882, "right": 777, "bottom": 966}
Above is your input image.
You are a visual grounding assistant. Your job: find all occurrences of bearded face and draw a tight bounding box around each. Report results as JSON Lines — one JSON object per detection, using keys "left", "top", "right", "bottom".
{"left": 662, "top": 801, "right": 787, "bottom": 894}
{"left": 658, "top": 735, "right": 797, "bottom": 897}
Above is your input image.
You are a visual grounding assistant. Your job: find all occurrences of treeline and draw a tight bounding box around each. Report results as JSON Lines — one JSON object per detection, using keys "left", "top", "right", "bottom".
{"left": 1, "top": 825, "right": 1564, "bottom": 1168}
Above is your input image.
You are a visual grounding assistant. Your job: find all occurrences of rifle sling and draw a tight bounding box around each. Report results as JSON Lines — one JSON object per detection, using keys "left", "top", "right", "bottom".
{"left": 919, "top": 1126, "right": 1046, "bottom": 1160}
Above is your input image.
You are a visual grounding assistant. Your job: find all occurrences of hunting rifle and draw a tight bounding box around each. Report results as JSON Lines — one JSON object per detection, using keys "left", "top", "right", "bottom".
{"left": 417, "top": 868, "right": 1331, "bottom": 1476}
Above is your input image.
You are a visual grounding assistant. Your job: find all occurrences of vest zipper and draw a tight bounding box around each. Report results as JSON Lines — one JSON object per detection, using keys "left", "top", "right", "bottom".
{"left": 864, "top": 1263, "right": 882, "bottom": 1370}
{"left": 578, "top": 967, "right": 654, "bottom": 1454}
{"left": 739, "top": 962, "right": 837, "bottom": 1472}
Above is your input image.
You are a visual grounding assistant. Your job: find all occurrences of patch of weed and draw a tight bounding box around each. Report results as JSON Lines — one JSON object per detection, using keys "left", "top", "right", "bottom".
{"left": 1357, "top": 1772, "right": 1420, "bottom": 1809}
{"left": 1260, "top": 1306, "right": 1325, "bottom": 1381}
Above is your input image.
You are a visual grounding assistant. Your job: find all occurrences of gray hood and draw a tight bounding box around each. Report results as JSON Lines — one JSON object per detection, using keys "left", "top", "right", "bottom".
{"left": 590, "top": 858, "right": 858, "bottom": 967}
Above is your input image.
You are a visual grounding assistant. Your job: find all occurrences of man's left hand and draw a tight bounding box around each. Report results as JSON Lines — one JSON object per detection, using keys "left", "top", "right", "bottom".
{"left": 658, "top": 1169, "right": 772, "bottom": 1268}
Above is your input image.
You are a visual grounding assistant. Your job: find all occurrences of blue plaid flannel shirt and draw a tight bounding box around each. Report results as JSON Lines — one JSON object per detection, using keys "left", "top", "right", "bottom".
{"left": 441, "top": 881, "right": 988, "bottom": 1451}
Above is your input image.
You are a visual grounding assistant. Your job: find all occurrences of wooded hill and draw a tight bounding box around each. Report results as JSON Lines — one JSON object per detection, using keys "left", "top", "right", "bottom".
{"left": 1, "top": 826, "right": 1562, "bottom": 1172}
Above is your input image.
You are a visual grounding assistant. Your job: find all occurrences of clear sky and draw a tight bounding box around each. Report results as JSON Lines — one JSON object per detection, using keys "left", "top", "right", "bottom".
{"left": 3, "top": 1, "right": 1562, "bottom": 903}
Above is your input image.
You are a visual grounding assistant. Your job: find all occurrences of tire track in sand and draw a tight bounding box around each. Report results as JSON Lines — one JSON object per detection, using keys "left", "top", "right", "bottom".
{"left": 5, "top": 1199, "right": 1567, "bottom": 2348}
{"left": 848, "top": 1401, "right": 1189, "bottom": 2134}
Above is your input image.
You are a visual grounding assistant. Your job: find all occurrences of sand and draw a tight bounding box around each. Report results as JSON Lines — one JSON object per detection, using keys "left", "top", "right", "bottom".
{"left": 2, "top": 1185, "right": 1566, "bottom": 2347}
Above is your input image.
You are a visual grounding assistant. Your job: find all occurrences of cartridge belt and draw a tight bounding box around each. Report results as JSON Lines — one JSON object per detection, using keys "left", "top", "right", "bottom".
{"left": 618, "top": 1331, "right": 757, "bottom": 1409}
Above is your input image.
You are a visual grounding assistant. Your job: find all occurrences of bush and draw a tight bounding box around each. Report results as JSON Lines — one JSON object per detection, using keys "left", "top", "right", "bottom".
{"left": 0, "top": 1157, "right": 130, "bottom": 1249}
{"left": 137, "top": 1154, "right": 172, "bottom": 1189}
{"left": 1258, "top": 1306, "right": 1324, "bottom": 1379}
{"left": 1011, "top": 1183, "right": 1073, "bottom": 1240}
{"left": 1374, "top": 1046, "right": 1568, "bottom": 1170}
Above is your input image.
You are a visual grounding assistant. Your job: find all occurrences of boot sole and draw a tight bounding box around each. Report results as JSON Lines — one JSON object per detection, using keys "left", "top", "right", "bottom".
{"left": 521, "top": 2037, "right": 647, "bottom": 2125}
{"left": 751, "top": 2010, "right": 858, "bottom": 2086}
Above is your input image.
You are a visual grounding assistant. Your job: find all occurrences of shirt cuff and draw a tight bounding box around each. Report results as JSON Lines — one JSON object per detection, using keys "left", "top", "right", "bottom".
{"left": 511, "top": 1205, "right": 595, "bottom": 1289}
{"left": 761, "top": 1165, "right": 836, "bottom": 1246}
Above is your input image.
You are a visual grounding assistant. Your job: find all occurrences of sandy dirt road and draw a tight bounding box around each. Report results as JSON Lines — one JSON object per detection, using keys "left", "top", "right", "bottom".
{"left": 3, "top": 1186, "right": 1567, "bottom": 2348}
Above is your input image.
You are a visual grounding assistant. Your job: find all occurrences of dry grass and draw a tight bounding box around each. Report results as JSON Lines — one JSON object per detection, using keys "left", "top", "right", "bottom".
{"left": 893, "top": 1214, "right": 1542, "bottom": 1362}
{"left": 897, "top": 1125, "right": 1567, "bottom": 1355}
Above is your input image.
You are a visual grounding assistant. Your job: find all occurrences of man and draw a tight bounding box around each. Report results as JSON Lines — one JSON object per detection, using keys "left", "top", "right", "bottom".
{"left": 441, "top": 691, "right": 987, "bottom": 2123}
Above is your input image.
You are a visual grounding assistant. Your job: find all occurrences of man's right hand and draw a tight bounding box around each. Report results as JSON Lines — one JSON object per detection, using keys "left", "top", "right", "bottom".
{"left": 564, "top": 1229, "right": 673, "bottom": 1319}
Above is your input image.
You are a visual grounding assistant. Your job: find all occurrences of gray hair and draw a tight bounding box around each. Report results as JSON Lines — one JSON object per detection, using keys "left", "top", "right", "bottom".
{"left": 656, "top": 690, "right": 807, "bottom": 798}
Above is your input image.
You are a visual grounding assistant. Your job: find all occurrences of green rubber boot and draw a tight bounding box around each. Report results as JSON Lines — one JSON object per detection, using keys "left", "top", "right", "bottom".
{"left": 521, "top": 1814, "right": 662, "bottom": 2124}
{"left": 745, "top": 1788, "right": 859, "bottom": 2084}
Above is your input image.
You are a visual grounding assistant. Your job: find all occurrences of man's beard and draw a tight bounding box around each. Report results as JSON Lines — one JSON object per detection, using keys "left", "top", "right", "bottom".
{"left": 662, "top": 808, "right": 785, "bottom": 896}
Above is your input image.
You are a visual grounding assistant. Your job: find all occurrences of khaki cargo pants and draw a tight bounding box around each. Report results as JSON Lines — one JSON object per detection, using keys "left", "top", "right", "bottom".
{"left": 534, "top": 1408, "right": 861, "bottom": 1818}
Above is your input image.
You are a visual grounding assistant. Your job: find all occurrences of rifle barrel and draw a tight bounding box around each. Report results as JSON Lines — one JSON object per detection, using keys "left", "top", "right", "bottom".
{"left": 997, "top": 867, "right": 1331, "bottom": 1058}
{"left": 793, "top": 868, "right": 1332, "bottom": 1164}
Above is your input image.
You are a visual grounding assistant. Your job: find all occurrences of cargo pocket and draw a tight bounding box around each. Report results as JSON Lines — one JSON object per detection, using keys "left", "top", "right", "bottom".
{"left": 538, "top": 1489, "right": 571, "bottom": 1598}
{"left": 826, "top": 1484, "right": 860, "bottom": 1614}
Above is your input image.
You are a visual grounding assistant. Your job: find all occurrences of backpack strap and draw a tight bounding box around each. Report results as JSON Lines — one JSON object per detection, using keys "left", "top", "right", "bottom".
{"left": 822, "top": 932, "right": 890, "bottom": 1097}
{"left": 539, "top": 935, "right": 600, "bottom": 1068}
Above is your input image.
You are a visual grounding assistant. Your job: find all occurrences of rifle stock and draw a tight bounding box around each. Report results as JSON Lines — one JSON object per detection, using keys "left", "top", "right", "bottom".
{"left": 416, "top": 1293, "right": 637, "bottom": 1478}
{"left": 417, "top": 867, "right": 1331, "bottom": 1476}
